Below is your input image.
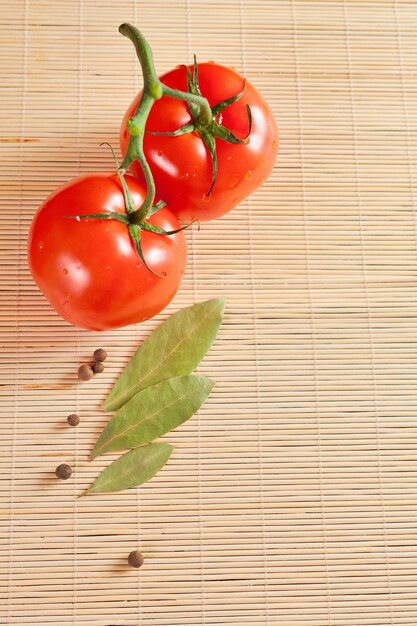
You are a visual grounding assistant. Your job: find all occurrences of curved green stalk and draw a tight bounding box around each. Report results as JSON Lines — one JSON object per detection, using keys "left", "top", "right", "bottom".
{"left": 118, "top": 23, "right": 213, "bottom": 224}
{"left": 118, "top": 24, "right": 162, "bottom": 98}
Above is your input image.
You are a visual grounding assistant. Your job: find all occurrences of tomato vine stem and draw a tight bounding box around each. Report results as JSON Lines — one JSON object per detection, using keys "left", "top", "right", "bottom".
{"left": 118, "top": 23, "right": 213, "bottom": 224}
{"left": 67, "top": 24, "right": 251, "bottom": 276}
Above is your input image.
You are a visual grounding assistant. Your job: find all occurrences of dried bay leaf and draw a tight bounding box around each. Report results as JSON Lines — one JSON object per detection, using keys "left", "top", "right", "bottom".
{"left": 91, "top": 375, "right": 214, "bottom": 459}
{"left": 85, "top": 443, "right": 173, "bottom": 495}
{"left": 103, "top": 298, "right": 225, "bottom": 411}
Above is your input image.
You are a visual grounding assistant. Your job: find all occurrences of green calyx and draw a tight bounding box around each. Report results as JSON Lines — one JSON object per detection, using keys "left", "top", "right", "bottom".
{"left": 68, "top": 143, "right": 195, "bottom": 278}
{"left": 148, "top": 55, "right": 252, "bottom": 195}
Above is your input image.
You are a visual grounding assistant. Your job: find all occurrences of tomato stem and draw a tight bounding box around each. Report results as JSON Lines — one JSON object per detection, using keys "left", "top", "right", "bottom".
{"left": 118, "top": 23, "right": 213, "bottom": 222}
{"left": 162, "top": 85, "right": 212, "bottom": 128}
{"left": 122, "top": 92, "right": 157, "bottom": 224}
{"left": 118, "top": 24, "right": 162, "bottom": 98}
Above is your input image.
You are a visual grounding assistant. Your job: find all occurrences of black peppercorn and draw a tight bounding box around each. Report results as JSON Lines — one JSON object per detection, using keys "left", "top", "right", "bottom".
{"left": 128, "top": 550, "right": 144, "bottom": 568}
{"left": 78, "top": 364, "right": 94, "bottom": 381}
{"left": 92, "top": 361, "right": 104, "bottom": 374}
{"left": 93, "top": 348, "right": 107, "bottom": 362}
{"left": 67, "top": 413, "right": 80, "bottom": 427}
{"left": 55, "top": 464, "right": 72, "bottom": 480}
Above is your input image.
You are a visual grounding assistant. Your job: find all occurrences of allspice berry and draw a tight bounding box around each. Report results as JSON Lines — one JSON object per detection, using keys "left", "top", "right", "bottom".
{"left": 55, "top": 464, "right": 72, "bottom": 480}
{"left": 78, "top": 364, "right": 94, "bottom": 381}
{"left": 92, "top": 361, "right": 104, "bottom": 374}
{"left": 67, "top": 413, "right": 80, "bottom": 427}
{"left": 128, "top": 550, "right": 144, "bottom": 569}
{"left": 93, "top": 348, "right": 107, "bottom": 362}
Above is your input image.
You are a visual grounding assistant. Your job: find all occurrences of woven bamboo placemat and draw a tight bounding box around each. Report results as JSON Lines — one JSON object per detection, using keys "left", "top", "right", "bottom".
{"left": 2, "top": 0, "right": 417, "bottom": 624}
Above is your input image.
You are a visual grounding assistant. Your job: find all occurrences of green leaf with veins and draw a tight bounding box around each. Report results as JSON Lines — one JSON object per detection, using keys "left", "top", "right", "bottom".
{"left": 103, "top": 297, "right": 225, "bottom": 411}
{"left": 91, "top": 375, "right": 214, "bottom": 459}
{"left": 85, "top": 443, "right": 173, "bottom": 494}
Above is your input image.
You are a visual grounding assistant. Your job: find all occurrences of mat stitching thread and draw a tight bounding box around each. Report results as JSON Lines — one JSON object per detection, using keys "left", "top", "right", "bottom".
{"left": 72, "top": 0, "right": 84, "bottom": 622}
{"left": 343, "top": 2, "right": 394, "bottom": 623}
{"left": 239, "top": 1, "right": 270, "bottom": 623}
{"left": 186, "top": 1, "right": 207, "bottom": 623}
{"left": 132, "top": 2, "right": 143, "bottom": 621}
{"left": 393, "top": 1, "right": 417, "bottom": 252}
{"left": 290, "top": 0, "right": 332, "bottom": 623}
{"left": 7, "top": 1, "right": 29, "bottom": 623}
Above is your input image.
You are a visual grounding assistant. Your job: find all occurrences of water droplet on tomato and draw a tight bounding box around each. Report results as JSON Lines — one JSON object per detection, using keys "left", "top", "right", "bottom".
{"left": 202, "top": 193, "right": 211, "bottom": 203}
{"left": 180, "top": 172, "right": 189, "bottom": 180}
{"left": 157, "top": 150, "right": 162, "bottom": 156}
{"left": 227, "top": 155, "right": 232, "bottom": 161}
{"left": 39, "top": 243, "right": 44, "bottom": 250}
{"left": 105, "top": 265, "right": 110, "bottom": 270}
{"left": 63, "top": 268, "right": 68, "bottom": 274}
{"left": 272, "top": 140, "right": 278, "bottom": 149}
{"left": 75, "top": 216, "right": 81, "bottom": 222}
{"left": 244, "top": 170, "right": 252, "bottom": 180}
{"left": 230, "top": 176, "right": 241, "bottom": 188}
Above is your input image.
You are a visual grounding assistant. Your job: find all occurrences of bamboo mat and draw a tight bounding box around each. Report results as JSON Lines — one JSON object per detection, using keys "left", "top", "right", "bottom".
{"left": 1, "top": 0, "right": 417, "bottom": 624}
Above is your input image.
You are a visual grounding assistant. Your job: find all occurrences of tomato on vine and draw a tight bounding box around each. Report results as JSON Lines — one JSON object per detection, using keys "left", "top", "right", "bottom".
{"left": 28, "top": 173, "right": 187, "bottom": 330}
{"left": 121, "top": 58, "right": 278, "bottom": 221}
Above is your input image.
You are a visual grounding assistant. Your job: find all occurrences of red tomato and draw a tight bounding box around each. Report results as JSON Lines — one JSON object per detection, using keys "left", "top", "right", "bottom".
{"left": 120, "top": 63, "right": 278, "bottom": 222}
{"left": 28, "top": 173, "right": 187, "bottom": 331}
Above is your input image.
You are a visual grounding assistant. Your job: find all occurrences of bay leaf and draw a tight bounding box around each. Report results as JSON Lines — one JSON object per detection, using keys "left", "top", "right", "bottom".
{"left": 91, "top": 375, "right": 214, "bottom": 459}
{"left": 85, "top": 442, "right": 173, "bottom": 495}
{"left": 103, "top": 298, "right": 225, "bottom": 411}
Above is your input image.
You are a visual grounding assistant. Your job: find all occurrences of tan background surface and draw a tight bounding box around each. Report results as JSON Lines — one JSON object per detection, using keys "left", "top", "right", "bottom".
{"left": 2, "top": 0, "right": 417, "bottom": 624}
